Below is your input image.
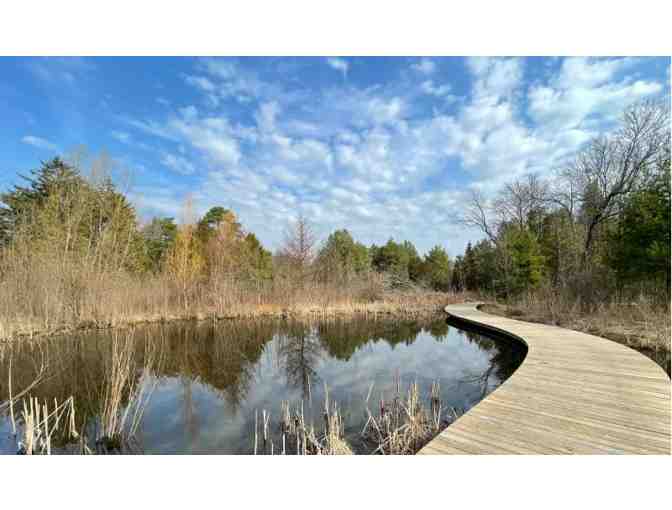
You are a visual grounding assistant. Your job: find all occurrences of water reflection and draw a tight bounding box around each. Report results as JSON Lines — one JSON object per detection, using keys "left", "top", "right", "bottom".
{"left": 277, "top": 325, "right": 322, "bottom": 400}
{"left": 0, "top": 316, "right": 525, "bottom": 454}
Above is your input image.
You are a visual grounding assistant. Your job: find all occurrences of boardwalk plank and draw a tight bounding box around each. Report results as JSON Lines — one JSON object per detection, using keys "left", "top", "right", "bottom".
{"left": 418, "top": 303, "right": 671, "bottom": 455}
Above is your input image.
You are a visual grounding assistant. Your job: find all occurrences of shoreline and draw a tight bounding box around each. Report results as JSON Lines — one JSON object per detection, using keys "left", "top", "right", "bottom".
{"left": 1, "top": 296, "right": 464, "bottom": 344}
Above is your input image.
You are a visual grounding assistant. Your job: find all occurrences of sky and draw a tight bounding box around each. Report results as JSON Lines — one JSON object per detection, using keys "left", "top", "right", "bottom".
{"left": 0, "top": 56, "right": 669, "bottom": 255}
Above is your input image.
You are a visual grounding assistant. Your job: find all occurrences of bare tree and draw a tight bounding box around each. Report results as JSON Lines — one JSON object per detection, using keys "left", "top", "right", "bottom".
{"left": 279, "top": 213, "right": 317, "bottom": 275}
{"left": 548, "top": 165, "right": 582, "bottom": 220}
{"left": 566, "top": 100, "right": 669, "bottom": 261}
{"left": 462, "top": 189, "right": 513, "bottom": 296}
{"left": 495, "top": 173, "right": 548, "bottom": 231}
{"left": 462, "top": 189, "right": 500, "bottom": 245}
{"left": 463, "top": 173, "right": 548, "bottom": 243}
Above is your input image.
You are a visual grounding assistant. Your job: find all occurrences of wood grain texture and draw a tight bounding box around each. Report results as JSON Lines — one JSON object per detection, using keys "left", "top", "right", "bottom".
{"left": 418, "top": 303, "right": 671, "bottom": 455}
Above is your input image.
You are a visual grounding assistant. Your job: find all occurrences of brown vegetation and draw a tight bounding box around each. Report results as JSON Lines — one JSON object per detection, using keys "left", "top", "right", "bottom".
{"left": 0, "top": 153, "right": 463, "bottom": 342}
{"left": 255, "top": 376, "right": 459, "bottom": 455}
{"left": 0, "top": 269, "right": 463, "bottom": 342}
{"left": 480, "top": 291, "right": 671, "bottom": 375}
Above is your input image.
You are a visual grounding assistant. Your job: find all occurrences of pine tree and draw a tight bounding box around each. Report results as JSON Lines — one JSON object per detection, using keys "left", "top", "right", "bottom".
{"left": 316, "top": 229, "right": 370, "bottom": 283}
{"left": 243, "top": 233, "right": 273, "bottom": 282}
{"left": 142, "top": 217, "right": 178, "bottom": 273}
{"left": 422, "top": 245, "right": 452, "bottom": 291}
{"left": 606, "top": 153, "right": 671, "bottom": 293}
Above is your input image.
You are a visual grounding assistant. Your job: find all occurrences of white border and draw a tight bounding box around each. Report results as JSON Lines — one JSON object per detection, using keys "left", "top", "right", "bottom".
{"left": 2, "top": 1, "right": 672, "bottom": 55}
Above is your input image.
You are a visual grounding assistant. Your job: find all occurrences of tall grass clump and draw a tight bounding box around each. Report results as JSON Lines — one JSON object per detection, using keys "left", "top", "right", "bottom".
{"left": 253, "top": 376, "right": 457, "bottom": 455}
{"left": 16, "top": 396, "right": 79, "bottom": 455}
{"left": 361, "top": 377, "right": 456, "bottom": 454}
{"left": 96, "top": 330, "right": 162, "bottom": 453}
{"left": 254, "top": 386, "right": 353, "bottom": 456}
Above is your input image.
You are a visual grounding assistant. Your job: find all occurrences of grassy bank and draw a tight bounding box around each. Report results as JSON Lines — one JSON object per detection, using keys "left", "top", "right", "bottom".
{"left": 0, "top": 268, "right": 465, "bottom": 341}
{"left": 480, "top": 293, "right": 671, "bottom": 375}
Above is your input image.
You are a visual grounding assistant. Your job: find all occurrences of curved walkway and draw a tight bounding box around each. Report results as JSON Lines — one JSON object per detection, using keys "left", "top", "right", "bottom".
{"left": 419, "top": 303, "right": 671, "bottom": 454}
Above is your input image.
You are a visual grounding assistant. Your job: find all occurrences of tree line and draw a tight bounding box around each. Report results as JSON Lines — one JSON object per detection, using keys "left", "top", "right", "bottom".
{"left": 452, "top": 100, "right": 670, "bottom": 304}
{"left": 0, "top": 155, "right": 456, "bottom": 321}
{"left": 0, "top": 99, "right": 668, "bottom": 332}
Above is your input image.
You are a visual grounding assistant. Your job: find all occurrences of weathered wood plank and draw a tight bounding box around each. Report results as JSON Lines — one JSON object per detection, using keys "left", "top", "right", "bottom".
{"left": 418, "top": 303, "right": 671, "bottom": 455}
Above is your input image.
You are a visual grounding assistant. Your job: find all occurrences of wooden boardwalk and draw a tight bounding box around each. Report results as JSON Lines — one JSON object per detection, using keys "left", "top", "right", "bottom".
{"left": 419, "top": 303, "right": 671, "bottom": 455}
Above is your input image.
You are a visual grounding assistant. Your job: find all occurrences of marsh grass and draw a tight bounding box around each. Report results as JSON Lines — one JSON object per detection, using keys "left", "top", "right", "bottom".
{"left": 17, "top": 395, "right": 79, "bottom": 455}
{"left": 482, "top": 289, "right": 671, "bottom": 374}
{"left": 361, "top": 376, "right": 457, "bottom": 454}
{"left": 255, "top": 376, "right": 457, "bottom": 455}
{"left": 1, "top": 349, "right": 48, "bottom": 441}
{"left": 255, "top": 386, "right": 353, "bottom": 456}
{"left": 2, "top": 328, "right": 164, "bottom": 454}
{"left": 96, "top": 330, "right": 163, "bottom": 453}
{"left": 0, "top": 259, "right": 463, "bottom": 342}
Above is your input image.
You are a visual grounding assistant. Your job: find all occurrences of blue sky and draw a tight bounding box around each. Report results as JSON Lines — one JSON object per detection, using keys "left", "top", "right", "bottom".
{"left": 1, "top": 56, "right": 669, "bottom": 254}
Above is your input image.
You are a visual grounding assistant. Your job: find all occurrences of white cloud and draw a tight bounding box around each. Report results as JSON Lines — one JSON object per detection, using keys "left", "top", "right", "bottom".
{"left": 21, "top": 135, "right": 58, "bottom": 151}
{"left": 420, "top": 80, "right": 453, "bottom": 98}
{"left": 255, "top": 101, "right": 280, "bottom": 133}
{"left": 122, "top": 57, "right": 666, "bottom": 255}
{"left": 129, "top": 186, "right": 183, "bottom": 219}
{"left": 366, "top": 97, "right": 406, "bottom": 125}
{"left": 183, "top": 75, "right": 216, "bottom": 93}
{"left": 556, "top": 57, "right": 637, "bottom": 89}
{"left": 179, "top": 126, "right": 241, "bottom": 167}
{"left": 528, "top": 57, "right": 663, "bottom": 132}
{"left": 183, "top": 75, "right": 219, "bottom": 106}
{"left": 125, "top": 117, "right": 178, "bottom": 141}
{"left": 326, "top": 57, "right": 349, "bottom": 77}
{"left": 179, "top": 105, "right": 199, "bottom": 120}
{"left": 412, "top": 58, "right": 436, "bottom": 75}
{"left": 191, "top": 58, "right": 286, "bottom": 104}
{"left": 160, "top": 152, "right": 196, "bottom": 175}
{"left": 467, "top": 56, "right": 524, "bottom": 102}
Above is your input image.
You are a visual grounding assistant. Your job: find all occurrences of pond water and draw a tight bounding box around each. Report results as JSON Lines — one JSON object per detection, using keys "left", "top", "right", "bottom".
{"left": 0, "top": 316, "right": 525, "bottom": 454}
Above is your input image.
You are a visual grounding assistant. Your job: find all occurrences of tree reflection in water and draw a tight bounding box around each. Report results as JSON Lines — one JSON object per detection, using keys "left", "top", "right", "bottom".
{"left": 277, "top": 322, "right": 322, "bottom": 400}
{"left": 454, "top": 320, "right": 527, "bottom": 401}
{"left": 0, "top": 315, "right": 525, "bottom": 454}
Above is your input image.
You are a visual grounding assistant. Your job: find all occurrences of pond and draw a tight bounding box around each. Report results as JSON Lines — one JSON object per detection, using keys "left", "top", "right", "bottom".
{"left": 0, "top": 315, "right": 525, "bottom": 454}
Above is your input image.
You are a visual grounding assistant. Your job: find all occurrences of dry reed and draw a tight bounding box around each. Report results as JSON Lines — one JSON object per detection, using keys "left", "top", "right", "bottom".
{"left": 255, "top": 376, "right": 456, "bottom": 455}
{"left": 482, "top": 288, "right": 671, "bottom": 374}
{"left": 96, "top": 329, "right": 162, "bottom": 453}
{"left": 0, "top": 257, "right": 463, "bottom": 343}
{"left": 17, "top": 395, "right": 78, "bottom": 455}
{"left": 361, "top": 375, "right": 455, "bottom": 454}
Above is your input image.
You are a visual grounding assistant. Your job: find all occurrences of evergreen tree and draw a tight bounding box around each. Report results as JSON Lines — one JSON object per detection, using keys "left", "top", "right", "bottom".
{"left": 471, "top": 239, "right": 497, "bottom": 292}
{"left": 142, "top": 217, "right": 178, "bottom": 273}
{"left": 606, "top": 154, "right": 671, "bottom": 292}
{"left": 196, "top": 206, "right": 241, "bottom": 245}
{"left": 370, "top": 238, "right": 422, "bottom": 285}
{"left": 243, "top": 233, "right": 273, "bottom": 282}
{"left": 316, "top": 229, "right": 370, "bottom": 283}
{"left": 402, "top": 240, "right": 423, "bottom": 281}
{"left": 0, "top": 158, "right": 86, "bottom": 245}
{"left": 422, "top": 245, "right": 452, "bottom": 291}
{"left": 463, "top": 242, "right": 478, "bottom": 290}
{"left": 451, "top": 255, "right": 465, "bottom": 291}
{"left": 501, "top": 227, "right": 545, "bottom": 296}
{"left": 0, "top": 157, "right": 146, "bottom": 272}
